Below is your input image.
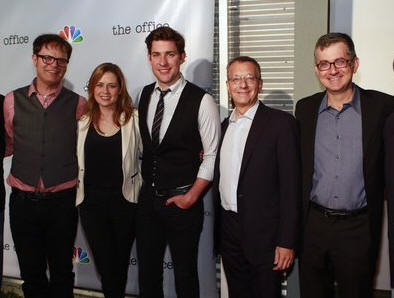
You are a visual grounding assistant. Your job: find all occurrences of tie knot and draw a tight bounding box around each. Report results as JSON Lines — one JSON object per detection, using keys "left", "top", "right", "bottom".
{"left": 158, "top": 88, "right": 171, "bottom": 99}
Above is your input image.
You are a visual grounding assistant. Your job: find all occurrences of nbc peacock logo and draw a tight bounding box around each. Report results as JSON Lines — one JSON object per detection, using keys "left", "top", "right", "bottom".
{"left": 73, "top": 247, "right": 90, "bottom": 264}
{"left": 58, "top": 25, "right": 83, "bottom": 43}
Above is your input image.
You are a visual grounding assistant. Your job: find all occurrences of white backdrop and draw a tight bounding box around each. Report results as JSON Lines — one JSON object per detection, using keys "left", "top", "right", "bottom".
{"left": 0, "top": 1, "right": 217, "bottom": 297}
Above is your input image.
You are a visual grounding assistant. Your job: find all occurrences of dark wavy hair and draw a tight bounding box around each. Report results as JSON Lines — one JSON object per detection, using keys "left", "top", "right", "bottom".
{"left": 145, "top": 26, "right": 185, "bottom": 54}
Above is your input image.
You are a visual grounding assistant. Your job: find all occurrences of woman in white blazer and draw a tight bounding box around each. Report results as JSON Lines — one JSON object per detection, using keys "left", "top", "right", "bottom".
{"left": 76, "top": 63, "right": 142, "bottom": 298}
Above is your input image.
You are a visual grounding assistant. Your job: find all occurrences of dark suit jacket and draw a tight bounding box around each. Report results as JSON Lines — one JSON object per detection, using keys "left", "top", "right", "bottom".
{"left": 384, "top": 112, "right": 394, "bottom": 286}
{"left": 296, "top": 86, "right": 394, "bottom": 259}
{"left": 213, "top": 102, "right": 301, "bottom": 265}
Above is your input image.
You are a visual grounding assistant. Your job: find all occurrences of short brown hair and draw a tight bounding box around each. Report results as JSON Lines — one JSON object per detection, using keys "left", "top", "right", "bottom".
{"left": 85, "top": 63, "right": 134, "bottom": 131}
{"left": 315, "top": 32, "right": 356, "bottom": 60}
{"left": 227, "top": 56, "right": 262, "bottom": 80}
{"left": 145, "top": 26, "right": 185, "bottom": 54}
{"left": 33, "top": 34, "right": 72, "bottom": 60}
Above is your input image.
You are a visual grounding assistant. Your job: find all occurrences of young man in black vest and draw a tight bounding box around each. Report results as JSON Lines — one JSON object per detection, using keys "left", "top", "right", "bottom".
{"left": 136, "top": 26, "right": 220, "bottom": 298}
{"left": 4, "top": 34, "right": 86, "bottom": 298}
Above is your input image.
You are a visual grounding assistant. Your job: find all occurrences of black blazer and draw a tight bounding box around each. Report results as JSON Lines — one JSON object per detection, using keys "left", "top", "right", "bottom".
{"left": 213, "top": 102, "right": 301, "bottom": 265}
{"left": 296, "top": 86, "right": 394, "bottom": 255}
{"left": 384, "top": 112, "right": 394, "bottom": 286}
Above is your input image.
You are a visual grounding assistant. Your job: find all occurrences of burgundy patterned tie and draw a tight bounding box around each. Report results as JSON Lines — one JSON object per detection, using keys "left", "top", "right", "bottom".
{"left": 151, "top": 89, "right": 170, "bottom": 147}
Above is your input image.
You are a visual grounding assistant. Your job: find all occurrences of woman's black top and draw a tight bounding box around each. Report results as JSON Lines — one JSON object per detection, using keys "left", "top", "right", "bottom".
{"left": 84, "top": 125, "right": 123, "bottom": 190}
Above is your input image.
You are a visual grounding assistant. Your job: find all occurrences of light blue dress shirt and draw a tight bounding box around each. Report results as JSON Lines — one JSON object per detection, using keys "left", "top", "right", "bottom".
{"left": 311, "top": 85, "right": 366, "bottom": 210}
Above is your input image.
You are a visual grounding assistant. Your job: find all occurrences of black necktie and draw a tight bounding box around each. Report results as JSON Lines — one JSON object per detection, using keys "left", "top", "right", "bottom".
{"left": 151, "top": 89, "right": 170, "bottom": 147}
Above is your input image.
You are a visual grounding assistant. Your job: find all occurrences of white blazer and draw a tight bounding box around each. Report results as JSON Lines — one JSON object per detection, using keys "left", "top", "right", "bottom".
{"left": 76, "top": 111, "right": 143, "bottom": 206}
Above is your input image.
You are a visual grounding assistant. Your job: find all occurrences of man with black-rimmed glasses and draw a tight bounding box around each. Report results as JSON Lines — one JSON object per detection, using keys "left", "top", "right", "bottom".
{"left": 296, "top": 32, "right": 394, "bottom": 298}
{"left": 4, "top": 33, "right": 86, "bottom": 298}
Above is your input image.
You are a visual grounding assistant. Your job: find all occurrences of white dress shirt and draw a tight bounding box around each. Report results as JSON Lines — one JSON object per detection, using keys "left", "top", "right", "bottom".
{"left": 145, "top": 74, "right": 220, "bottom": 181}
{"left": 219, "top": 100, "right": 259, "bottom": 212}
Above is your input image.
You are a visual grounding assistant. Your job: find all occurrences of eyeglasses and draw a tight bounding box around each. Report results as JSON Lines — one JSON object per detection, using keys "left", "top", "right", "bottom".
{"left": 228, "top": 75, "right": 259, "bottom": 86}
{"left": 36, "top": 54, "right": 69, "bottom": 67}
{"left": 316, "top": 58, "right": 352, "bottom": 71}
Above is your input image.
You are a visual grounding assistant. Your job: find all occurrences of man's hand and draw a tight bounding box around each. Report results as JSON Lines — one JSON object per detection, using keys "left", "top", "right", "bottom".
{"left": 165, "top": 193, "right": 197, "bottom": 209}
{"left": 273, "top": 246, "right": 294, "bottom": 271}
{"left": 165, "top": 178, "right": 211, "bottom": 209}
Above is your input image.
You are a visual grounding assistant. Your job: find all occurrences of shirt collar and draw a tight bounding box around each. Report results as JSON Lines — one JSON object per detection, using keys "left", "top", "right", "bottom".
{"left": 318, "top": 83, "right": 361, "bottom": 115}
{"left": 154, "top": 73, "right": 186, "bottom": 96}
{"left": 229, "top": 100, "right": 259, "bottom": 123}
{"left": 28, "top": 78, "right": 63, "bottom": 98}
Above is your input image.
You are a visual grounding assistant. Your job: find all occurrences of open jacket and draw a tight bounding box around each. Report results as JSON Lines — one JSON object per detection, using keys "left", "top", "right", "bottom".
{"left": 76, "top": 110, "right": 142, "bottom": 205}
{"left": 295, "top": 85, "right": 394, "bottom": 256}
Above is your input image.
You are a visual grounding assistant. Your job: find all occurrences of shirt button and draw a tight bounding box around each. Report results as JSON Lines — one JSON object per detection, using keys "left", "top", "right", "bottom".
{"left": 336, "top": 135, "right": 340, "bottom": 140}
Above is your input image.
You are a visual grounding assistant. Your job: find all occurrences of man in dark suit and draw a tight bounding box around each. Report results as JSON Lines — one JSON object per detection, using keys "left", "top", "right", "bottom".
{"left": 385, "top": 60, "right": 394, "bottom": 288}
{"left": 214, "top": 56, "right": 300, "bottom": 298}
{"left": 296, "top": 33, "right": 394, "bottom": 298}
{"left": 386, "top": 112, "right": 394, "bottom": 288}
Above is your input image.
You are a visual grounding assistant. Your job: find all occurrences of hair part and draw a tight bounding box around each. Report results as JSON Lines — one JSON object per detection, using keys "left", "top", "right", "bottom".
{"left": 33, "top": 34, "right": 73, "bottom": 60}
{"left": 85, "top": 63, "right": 134, "bottom": 132}
{"left": 314, "top": 32, "right": 357, "bottom": 60}
{"left": 145, "top": 26, "right": 185, "bottom": 54}
{"left": 227, "top": 56, "right": 262, "bottom": 80}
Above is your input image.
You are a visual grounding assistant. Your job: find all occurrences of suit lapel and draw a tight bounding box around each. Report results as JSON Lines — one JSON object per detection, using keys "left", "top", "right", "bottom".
{"left": 219, "top": 120, "right": 229, "bottom": 151}
{"left": 304, "top": 95, "right": 322, "bottom": 179}
{"left": 359, "top": 87, "right": 373, "bottom": 161}
{"left": 121, "top": 113, "right": 131, "bottom": 161}
{"left": 214, "top": 118, "right": 229, "bottom": 186}
{"left": 238, "top": 102, "right": 269, "bottom": 180}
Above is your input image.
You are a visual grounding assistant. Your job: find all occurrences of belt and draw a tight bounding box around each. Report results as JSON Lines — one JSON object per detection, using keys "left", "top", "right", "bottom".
{"left": 154, "top": 184, "right": 192, "bottom": 198}
{"left": 310, "top": 201, "right": 368, "bottom": 219}
{"left": 12, "top": 187, "right": 74, "bottom": 202}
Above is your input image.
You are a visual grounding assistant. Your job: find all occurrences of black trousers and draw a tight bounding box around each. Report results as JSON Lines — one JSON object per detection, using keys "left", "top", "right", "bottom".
{"left": 79, "top": 188, "right": 137, "bottom": 298}
{"left": 136, "top": 184, "right": 204, "bottom": 298}
{"left": 220, "top": 208, "right": 281, "bottom": 298}
{"left": 9, "top": 187, "right": 78, "bottom": 298}
{"left": 299, "top": 206, "right": 374, "bottom": 298}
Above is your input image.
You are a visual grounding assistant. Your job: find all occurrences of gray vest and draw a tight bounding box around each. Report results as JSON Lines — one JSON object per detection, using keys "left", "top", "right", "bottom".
{"left": 11, "top": 85, "right": 79, "bottom": 187}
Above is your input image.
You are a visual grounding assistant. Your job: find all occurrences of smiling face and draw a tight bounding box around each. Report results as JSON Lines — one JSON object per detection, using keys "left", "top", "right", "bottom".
{"left": 227, "top": 61, "right": 262, "bottom": 114}
{"left": 32, "top": 43, "right": 68, "bottom": 89}
{"left": 148, "top": 40, "right": 185, "bottom": 89}
{"left": 314, "top": 41, "right": 359, "bottom": 96}
{"left": 93, "top": 71, "right": 120, "bottom": 109}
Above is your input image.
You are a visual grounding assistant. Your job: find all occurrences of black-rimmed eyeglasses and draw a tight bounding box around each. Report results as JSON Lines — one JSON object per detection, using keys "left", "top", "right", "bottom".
{"left": 36, "top": 54, "right": 69, "bottom": 67}
{"left": 316, "top": 58, "right": 352, "bottom": 71}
